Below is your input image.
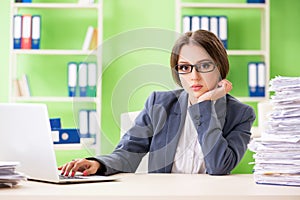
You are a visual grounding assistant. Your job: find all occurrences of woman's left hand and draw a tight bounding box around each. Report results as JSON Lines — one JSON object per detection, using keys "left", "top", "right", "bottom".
{"left": 197, "top": 79, "right": 232, "bottom": 102}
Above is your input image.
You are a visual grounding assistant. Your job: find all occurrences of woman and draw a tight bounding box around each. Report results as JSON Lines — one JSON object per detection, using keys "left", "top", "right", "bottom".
{"left": 59, "top": 30, "right": 256, "bottom": 176}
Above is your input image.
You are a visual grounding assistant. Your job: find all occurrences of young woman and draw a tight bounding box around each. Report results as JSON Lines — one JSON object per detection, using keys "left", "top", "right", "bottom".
{"left": 59, "top": 30, "right": 256, "bottom": 176}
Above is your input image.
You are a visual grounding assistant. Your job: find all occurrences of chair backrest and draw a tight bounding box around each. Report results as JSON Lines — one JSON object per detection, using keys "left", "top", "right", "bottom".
{"left": 120, "top": 111, "right": 148, "bottom": 173}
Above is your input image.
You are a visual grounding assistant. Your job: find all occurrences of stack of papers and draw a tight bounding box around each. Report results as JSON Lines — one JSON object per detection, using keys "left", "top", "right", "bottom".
{"left": 249, "top": 76, "right": 300, "bottom": 186}
{"left": 0, "top": 161, "right": 26, "bottom": 188}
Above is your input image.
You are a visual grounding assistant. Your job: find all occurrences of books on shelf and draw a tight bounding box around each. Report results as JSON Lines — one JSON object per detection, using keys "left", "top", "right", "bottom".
{"left": 182, "top": 15, "right": 228, "bottom": 49}
{"left": 248, "top": 76, "right": 300, "bottom": 187}
{"left": 82, "top": 26, "right": 98, "bottom": 51}
{"left": 13, "top": 14, "right": 41, "bottom": 50}
{"left": 14, "top": 74, "right": 31, "bottom": 97}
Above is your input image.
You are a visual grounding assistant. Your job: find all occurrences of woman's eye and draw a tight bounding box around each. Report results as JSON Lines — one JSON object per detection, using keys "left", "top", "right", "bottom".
{"left": 201, "top": 63, "right": 210, "bottom": 69}
{"left": 180, "top": 65, "right": 190, "bottom": 71}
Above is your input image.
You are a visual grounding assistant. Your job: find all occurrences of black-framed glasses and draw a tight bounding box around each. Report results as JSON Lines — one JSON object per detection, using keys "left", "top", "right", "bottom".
{"left": 175, "top": 61, "right": 216, "bottom": 74}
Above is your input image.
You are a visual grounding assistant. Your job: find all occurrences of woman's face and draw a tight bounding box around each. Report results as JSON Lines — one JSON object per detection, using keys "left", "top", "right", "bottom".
{"left": 178, "top": 44, "right": 220, "bottom": 103}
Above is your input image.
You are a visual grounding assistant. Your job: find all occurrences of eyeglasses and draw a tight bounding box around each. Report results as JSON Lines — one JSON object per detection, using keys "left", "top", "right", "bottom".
{"left": 175, "top": 61, "right": 216, "bottom": 74}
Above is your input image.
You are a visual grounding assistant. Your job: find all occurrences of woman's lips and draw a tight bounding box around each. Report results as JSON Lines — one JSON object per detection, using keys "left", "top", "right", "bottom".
{"left": 191, "top": 84, "right": 203, "bottom": 91}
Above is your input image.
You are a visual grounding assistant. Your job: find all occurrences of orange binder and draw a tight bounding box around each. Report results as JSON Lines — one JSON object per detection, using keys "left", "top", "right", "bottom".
{"left": 21, "top": 15, "right": 32, "bottom": 49}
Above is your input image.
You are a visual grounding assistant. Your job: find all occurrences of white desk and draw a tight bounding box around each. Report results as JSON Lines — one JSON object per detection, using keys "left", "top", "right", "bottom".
{"left": 1, "top": 174, "right": 300, "bottom": 200}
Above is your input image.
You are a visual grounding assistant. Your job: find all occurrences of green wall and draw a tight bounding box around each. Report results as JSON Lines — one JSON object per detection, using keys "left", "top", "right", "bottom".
{"left": 1, "top": 0, "right": 300, "bottom": 172}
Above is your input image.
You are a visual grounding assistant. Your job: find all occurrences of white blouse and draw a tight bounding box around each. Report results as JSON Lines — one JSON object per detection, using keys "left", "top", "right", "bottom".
{"left": 171, "top": 108, "right": 206, "bottom": 174}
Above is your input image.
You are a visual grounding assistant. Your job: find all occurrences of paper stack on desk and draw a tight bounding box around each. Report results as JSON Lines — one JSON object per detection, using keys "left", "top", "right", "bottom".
{"left": 0, "top": 161, "right": 26, "bottom": 188}
{"left": 249, "top": 76, "right": 300, "bottom": 186}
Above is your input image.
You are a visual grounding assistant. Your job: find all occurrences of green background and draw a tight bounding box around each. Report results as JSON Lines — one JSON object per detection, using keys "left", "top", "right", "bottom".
{"left": 1, "top": 0, "right": 300, "bottom": 173}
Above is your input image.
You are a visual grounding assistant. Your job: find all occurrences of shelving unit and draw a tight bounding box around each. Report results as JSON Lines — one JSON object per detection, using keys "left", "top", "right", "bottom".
{"left": 9, "top": 0, "right": 103, "bottom": 154}
{"left": 175, "top": 0, "right": 270, "bottom": 102}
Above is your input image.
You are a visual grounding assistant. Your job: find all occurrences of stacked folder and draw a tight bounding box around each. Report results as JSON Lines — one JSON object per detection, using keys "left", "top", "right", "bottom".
{"left": 182, "top": 15, "right": 227, "bottom": 49}
{"left": 249, "top": 76, "right": 300, "bottom": 186}
{"left": 0, "top": 161, "right": 26, "bottom": 188}
{"left": 13, "top": 15, "right": 41, "bottom": 49}
{"left": 68, "top": 62, "right": 97, "bottom": 97}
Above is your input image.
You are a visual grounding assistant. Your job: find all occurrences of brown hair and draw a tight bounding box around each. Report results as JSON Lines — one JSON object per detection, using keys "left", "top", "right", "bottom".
{"left": 170, "top": 30, "right": 229, "bottom": 87}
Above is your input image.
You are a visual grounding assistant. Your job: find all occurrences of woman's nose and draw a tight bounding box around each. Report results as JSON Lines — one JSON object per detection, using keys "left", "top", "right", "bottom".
{"left": 190, "top": 67, "right": 202, "bottom": 80}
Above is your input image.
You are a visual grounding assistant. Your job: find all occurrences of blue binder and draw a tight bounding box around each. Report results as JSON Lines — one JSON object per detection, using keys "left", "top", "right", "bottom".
{"left": 218, "top": 16, "right": 228, "bottom": 49}
{"left": 247, "top": 0, "right": 265, "bottom": 3}
{"left": 31, "top": 15, "right": 41, "bottom": 49}
{"left": 67, "top": 62, "right": 77, "bottom": 97}
{"left": 182, "top": 15, "right": 191, "bottom": 33}
{"left": 199, "top": 16, "right": 210, "bottom": 31}
{"left": 22, "top": 0, "right": 32, "bottom": 2}
{"left": 79, "top": 110, "right": 89, "bottom": 138}
{"left": 78, "top": 62, "right": 88, "bottom": 97}
{"left": 49, "top": 118, "right": 61, "bottom": 130}
{"left": 257, "top": 62, "right": 265, "bottom": 96}
{"left": 88, "top": 110, "right": 97, "bottom": 144}
{"left": 53, "top": 129, "right": 80, "bottom": 144}
{"left": 13, "top": 15, "right": 22, "bottom": 49}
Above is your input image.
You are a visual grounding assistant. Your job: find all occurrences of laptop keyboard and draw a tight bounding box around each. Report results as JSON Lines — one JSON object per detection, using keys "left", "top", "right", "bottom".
{"left": 59, "top": 175, "right": 85, "bottom": 180}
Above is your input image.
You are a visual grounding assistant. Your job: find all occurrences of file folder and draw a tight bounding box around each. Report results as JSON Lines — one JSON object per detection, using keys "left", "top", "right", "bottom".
{"left": 200, "top": 16, "right": 209, "bottom": 31}
{"left": 182, "top": 16, "right": 191, "bottom": 33}
{"left": 78, "top": 62, "right": 88, "bottom": 97}
{"left": 31, "top": 15, "right": 41, "bottom": 49}
{"left": 21, "top": 15, "right": 32, "bottom": 49}
{"left": 13, "top": 15, "right": 22, "bottom": 49}
{"left": 257, "top": 62, "right": 265, "bottom": 97}
{"left": 248, "top": 62, "right": 257, "bottom": 97}
{"left": 191, "top": 16, "right": 200, "bottom": 32}
{"left": 67, "top": 62, "right": 77, "bottom": 97}
{"left": 209, "top": 16, "right": 218, "bottom": 37}
{"left": 87, "top": 62, "right": 97, "bottom": 97}
{"left": 88, "top": 110, "right": 97, "bottom": 144}
{"left": 219, "top": 16, "right": 228, "bottom": 49}
{"left": 79, "top": 110, "right": 89, "bottom": 138}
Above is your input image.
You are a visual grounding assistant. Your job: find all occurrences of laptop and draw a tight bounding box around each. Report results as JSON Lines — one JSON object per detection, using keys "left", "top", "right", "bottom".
{"left": 0, "top": 103, "right": 117, "bottom": 184}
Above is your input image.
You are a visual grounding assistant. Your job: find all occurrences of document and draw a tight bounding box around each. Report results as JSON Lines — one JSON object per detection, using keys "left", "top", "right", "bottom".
{"left": 249, "top": 76, "right": 300, "bottom": 186}
{"left": 0, "top": 161, "right": 26, "bottom": 188}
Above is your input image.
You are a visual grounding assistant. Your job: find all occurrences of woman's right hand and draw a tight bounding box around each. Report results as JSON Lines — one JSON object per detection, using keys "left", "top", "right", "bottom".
{"left": 58, "top": 158, "right": 101, "bottom": 177}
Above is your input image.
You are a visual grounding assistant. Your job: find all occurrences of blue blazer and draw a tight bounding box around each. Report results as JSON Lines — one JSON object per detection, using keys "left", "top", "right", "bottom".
{"left": 94, "top": 89, "right": 256, "bottom": 175}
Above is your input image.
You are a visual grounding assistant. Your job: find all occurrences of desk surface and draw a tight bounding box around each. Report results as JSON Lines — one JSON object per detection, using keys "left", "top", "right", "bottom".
{"left": 1, "top": 174, "right": 300, "bottom": 200}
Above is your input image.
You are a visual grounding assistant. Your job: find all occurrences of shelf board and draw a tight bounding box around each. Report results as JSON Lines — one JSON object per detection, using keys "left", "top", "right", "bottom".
{"left": 53, "top": 143, "right": 82, "bottom": 150}
{"left": 227, "top": 50, "right": 266, "bottom": 56}
{"left": 13, "top": 3, "right": 99, "bottom": 9}
{"left": 236, "top": 97, "right": 267, "bottom": 102}
{"left": 180, "top": 3, "right": 266, "bottom": 9}
{"left": 12, "top": 49, "right": 97, "bottom": 55}
{"left": 13, "top": 97, "right": 98, "bottom": 103}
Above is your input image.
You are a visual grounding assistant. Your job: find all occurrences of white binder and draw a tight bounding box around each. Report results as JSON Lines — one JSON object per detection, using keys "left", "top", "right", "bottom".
{"left": 78, "top": 62, "right": 88, "bottom": 97}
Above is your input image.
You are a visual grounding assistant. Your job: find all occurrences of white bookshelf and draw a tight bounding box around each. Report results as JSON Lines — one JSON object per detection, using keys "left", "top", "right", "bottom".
{"left": 9, "top": 1, "right": 103, "bottom": 154}
{"left": 12, "top": 49, "right": 98, "bottom": 55}
{"left": 14, "top": 3, "right": 99, "bottom": 9}
{"left": 175, "top": 0, "right": 270, "bottom": 102}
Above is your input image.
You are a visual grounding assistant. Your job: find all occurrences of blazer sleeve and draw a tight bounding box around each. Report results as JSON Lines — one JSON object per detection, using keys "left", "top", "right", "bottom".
{"left": 90, "top": 93, "right": 156, "bottom": 176}
{"left": 188, "top": 100, "right": 256, "bottom": 175}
